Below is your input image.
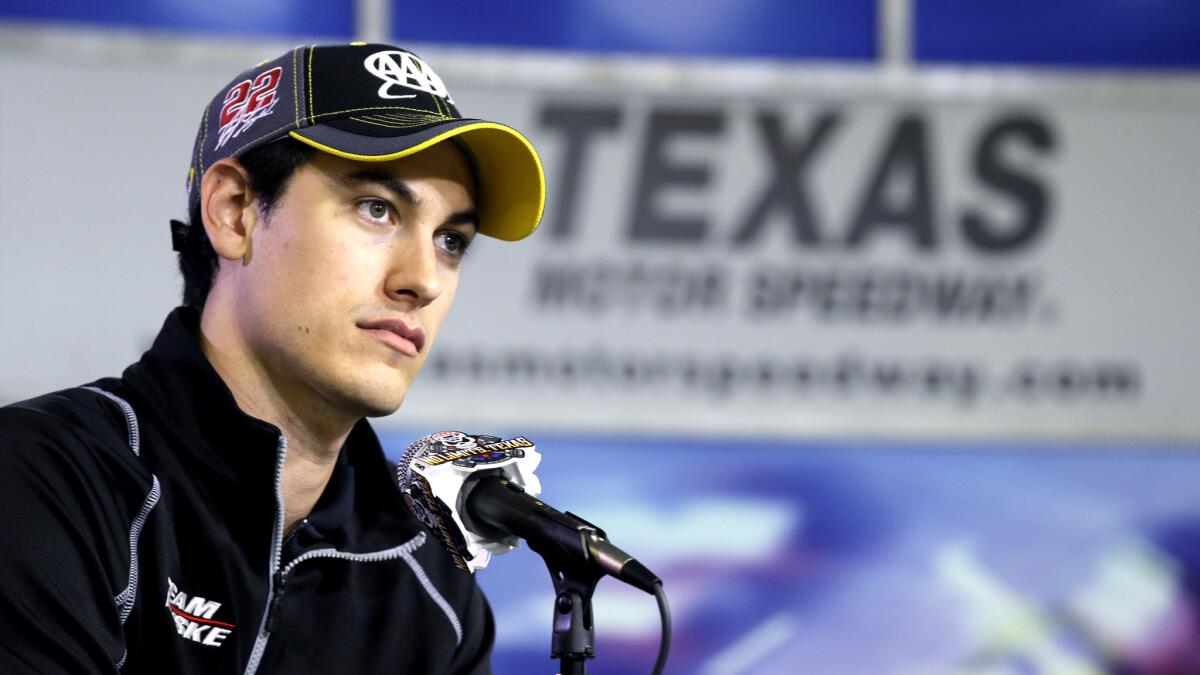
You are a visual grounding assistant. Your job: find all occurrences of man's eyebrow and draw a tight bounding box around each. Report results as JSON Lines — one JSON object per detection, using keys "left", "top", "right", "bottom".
{"left": 338, "top": 169, "right": 478, "bottom": 231}
{"left": 338, "top": 170, "right": 419, "bottom": 208}
{"left": 445, "top": 209, "right": 479, "bottom": 233}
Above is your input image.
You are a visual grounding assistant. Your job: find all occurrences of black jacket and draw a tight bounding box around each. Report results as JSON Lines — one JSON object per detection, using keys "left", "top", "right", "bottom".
{"left": 0, "top": 308, "right": 493, "bottom": 674}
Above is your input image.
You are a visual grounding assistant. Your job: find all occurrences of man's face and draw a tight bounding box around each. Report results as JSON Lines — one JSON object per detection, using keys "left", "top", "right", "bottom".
{"left": 230, "top": 141, "right": 477, "bottom": 418}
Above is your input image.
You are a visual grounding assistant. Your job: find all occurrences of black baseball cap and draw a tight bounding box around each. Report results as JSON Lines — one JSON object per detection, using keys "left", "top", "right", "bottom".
{"left": 181, "top": 42, "right": 544, "bottom": 242}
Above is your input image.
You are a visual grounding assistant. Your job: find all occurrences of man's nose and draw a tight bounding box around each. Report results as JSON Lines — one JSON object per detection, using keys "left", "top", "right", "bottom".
{"left": 384, "top": 233, "right": 442, "bottom": 307}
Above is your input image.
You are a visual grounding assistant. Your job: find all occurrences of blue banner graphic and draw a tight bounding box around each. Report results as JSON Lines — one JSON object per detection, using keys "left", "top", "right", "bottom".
{"left": 381, "top": 432, "right": 1200, "bottom": 674}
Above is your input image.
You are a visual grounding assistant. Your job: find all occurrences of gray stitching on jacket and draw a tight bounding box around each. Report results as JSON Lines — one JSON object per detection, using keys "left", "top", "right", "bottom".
{"left": 400, "top": 548, "right": 464, "bottom": 645}
{"left": 112, "top": 476, "right": 160, "bottom": 622}
{"left": 83, "top": 386, "right": 140, "bottom": 456}
{"left": 83, "top": 386, "right": 161, "bottom": 670}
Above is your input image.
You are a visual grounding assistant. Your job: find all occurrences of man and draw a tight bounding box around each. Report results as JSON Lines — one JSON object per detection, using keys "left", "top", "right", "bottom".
{"left": 0, "top": 42, "right": 544, "bottom": 673}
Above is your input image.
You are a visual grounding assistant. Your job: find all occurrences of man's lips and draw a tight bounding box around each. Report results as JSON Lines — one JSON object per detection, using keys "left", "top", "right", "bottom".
{"left": 357, "top": 318, "right": 426, "bottom": 357}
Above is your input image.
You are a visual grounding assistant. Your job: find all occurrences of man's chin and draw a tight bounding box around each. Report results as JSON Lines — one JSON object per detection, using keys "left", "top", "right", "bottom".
{"left": 309, "top": 360, "right": 416, "bottom": 420}
{"left": 345, "top": 389, "right": 407, "bottom": 419}
{"left": 360, "top": 397, "right": 405, "bottom": 419}
{"left": 323, "top": 380, "right": 408, "bottom": 421}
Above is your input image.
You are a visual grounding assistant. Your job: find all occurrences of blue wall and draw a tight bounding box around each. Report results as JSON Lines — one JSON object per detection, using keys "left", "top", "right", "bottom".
{"left": 917, "top": 0, "right": 1200, "bottom": 68}
{"left": 6, "top": 0, "right": 1200, "bottom": 68}
{"left": 389, "top": 1, "right": 877, "bottom": 60}
{"left": 0, "top": 0, "right": 353, "bottom": 37}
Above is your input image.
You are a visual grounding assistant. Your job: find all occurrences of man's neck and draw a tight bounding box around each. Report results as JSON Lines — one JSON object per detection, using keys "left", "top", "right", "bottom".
{"left": 198, "top": 310, "right": 354, "bottom": 533}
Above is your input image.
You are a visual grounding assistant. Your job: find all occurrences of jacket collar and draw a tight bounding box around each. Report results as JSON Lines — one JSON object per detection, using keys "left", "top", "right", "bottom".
{"left": 121, "top": 307, "right": 421, "bottom": 548}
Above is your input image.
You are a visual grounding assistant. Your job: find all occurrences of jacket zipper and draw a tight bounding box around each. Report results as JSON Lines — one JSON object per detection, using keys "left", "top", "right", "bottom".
{"left": 242, "top": 435, "right": 289, "bottom": 675}
{"left": 242, "top": 436, "right": 429, "bottom": 674}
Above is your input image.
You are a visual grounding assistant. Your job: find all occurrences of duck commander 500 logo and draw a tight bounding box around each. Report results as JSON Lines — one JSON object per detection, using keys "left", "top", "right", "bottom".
{"left": 422, "top": 436, "right": 534, "bottom": 466}
{"left": 164, "top": 578, "right": 236, "bottom": 647}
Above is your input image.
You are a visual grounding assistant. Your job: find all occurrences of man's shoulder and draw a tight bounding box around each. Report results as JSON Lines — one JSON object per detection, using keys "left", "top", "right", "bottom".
{"left": 0, "top": 379, "right": 144, "bottom": 474}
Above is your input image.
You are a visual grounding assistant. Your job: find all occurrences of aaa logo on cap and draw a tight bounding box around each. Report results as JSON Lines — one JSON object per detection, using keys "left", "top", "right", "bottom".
{"left": 364, "top": 50, "right": 454, "bottom": 103}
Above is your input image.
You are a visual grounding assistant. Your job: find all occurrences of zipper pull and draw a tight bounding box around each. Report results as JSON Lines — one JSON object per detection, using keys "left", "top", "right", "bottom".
{"left": 282, "top": 518, "right": 309, "bottom": 548}
{"left": 266, "top": 571, "right": 287, "bottom": 633}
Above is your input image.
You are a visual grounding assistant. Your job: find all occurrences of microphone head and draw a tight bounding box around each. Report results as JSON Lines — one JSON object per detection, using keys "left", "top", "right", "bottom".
{"left": 396, "top": 431, "right": 542, "bottom": 573}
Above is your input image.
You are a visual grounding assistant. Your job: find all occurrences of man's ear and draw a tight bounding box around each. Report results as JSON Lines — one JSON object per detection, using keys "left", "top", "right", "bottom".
{"left": 200, "top": 157, "right": 259, "bottom": 262}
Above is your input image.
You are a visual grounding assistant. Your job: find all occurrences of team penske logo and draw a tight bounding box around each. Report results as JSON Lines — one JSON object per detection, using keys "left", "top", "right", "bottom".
{"left": 364, "top": 50, "right": 454, "bottom": 103}
{"left": 164, "top": 578, "right": 236, "bottom": 647}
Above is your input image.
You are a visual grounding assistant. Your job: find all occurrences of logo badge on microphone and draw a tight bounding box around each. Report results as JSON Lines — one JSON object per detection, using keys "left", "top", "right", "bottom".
{"left": 423, "top": 435, "right": 534, "bottom": 467}
{"left": 398, "top": 432, "right": 542, "bottom": 572}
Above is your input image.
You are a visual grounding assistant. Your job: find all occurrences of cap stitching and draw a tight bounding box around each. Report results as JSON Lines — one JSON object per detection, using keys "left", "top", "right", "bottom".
{"left": 366, "top": 111, "right": 451, "bottom": 121}
{"left": 292, "top": 46, "right": 300, "bottom": 126}
{"left": 216, "top": 105, "right": 457, "bottom": 159}
{"left": 322, "top": 104, "right": 455, "bottom": 117}
{"left": 199, "top": 100, "right": 212, "bottom": 170}
{"left": 307, "top": 44, "right": 317, "bottom": 125}
{"left": 193, "top": 100, "right": 213, "bottom": 201}
{"left": 356, "top": 113, "right": 448, "bottom": 125}
{"left": 349, "top": 117, "right": 443, "bottom": 130}
{"left": 358, "top": 118, "right": 442, "bottom": 126}
{"left": 355, "top": 118, "right": 445, "bottom": 127}
{"left": 312, "top": 44, "right": 321, "bottom": 123}
{"left": 365, "top": 110, "right": 452, "bottom": 121}
{"left": 367, "top": 109, "right": 441, "bottom": 117}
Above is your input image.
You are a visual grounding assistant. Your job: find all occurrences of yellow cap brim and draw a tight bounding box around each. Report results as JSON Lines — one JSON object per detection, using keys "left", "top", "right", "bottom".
{"left": 289, "top": 121, "right": 545, "bottom": 241}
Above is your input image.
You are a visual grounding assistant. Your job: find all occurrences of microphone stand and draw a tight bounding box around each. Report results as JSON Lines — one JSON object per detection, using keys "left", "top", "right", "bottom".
{"left": 548, "top": 556, "right": 601, "bottom": 674}
{"left": 526, "top": 512, "right": 607, "bottom": 674}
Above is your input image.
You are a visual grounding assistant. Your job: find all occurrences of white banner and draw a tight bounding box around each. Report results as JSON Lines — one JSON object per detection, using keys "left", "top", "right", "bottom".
{"left": 1, "top": 35, "right": 1197, "bottom": 439}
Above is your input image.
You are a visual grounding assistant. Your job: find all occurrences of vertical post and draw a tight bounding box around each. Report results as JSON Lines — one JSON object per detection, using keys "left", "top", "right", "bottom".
{"left": 355, "top": 0, "right": 390, "bottom": 43}
{"left": 879, "top": 0, "right": 913, "bottom": 71}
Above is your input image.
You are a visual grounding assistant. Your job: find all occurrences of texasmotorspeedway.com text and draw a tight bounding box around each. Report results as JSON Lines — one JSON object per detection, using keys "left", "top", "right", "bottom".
{"left": 427, "top": 348, "right": 1139, "bottom": 408}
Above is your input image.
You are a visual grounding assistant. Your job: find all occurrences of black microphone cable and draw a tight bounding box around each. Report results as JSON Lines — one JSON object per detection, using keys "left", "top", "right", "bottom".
{"left": 651, "top": 581, "right": 670, "bottom": 675}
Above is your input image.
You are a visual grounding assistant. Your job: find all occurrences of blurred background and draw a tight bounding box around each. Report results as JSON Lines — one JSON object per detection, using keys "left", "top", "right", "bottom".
{"left": 2, "top": 1, "right": 1199, "bottom": 673}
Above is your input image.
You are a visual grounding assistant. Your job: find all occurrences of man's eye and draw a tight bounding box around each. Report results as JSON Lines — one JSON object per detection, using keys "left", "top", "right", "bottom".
{"left": 438, "top": 231, "right": 472, "bottom": 256}
{"left": 358, "top": 199, "right": 392, "bottom": 223}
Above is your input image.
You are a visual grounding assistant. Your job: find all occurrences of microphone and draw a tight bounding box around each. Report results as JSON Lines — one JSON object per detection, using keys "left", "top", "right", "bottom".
{"left": 396, "top": 431, "right": 660, "bottom": 594}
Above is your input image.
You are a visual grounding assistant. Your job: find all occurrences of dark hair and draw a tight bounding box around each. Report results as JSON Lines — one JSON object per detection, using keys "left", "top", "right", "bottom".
{"left": 177, "top": 139, "right": 315, "bottom": 309}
